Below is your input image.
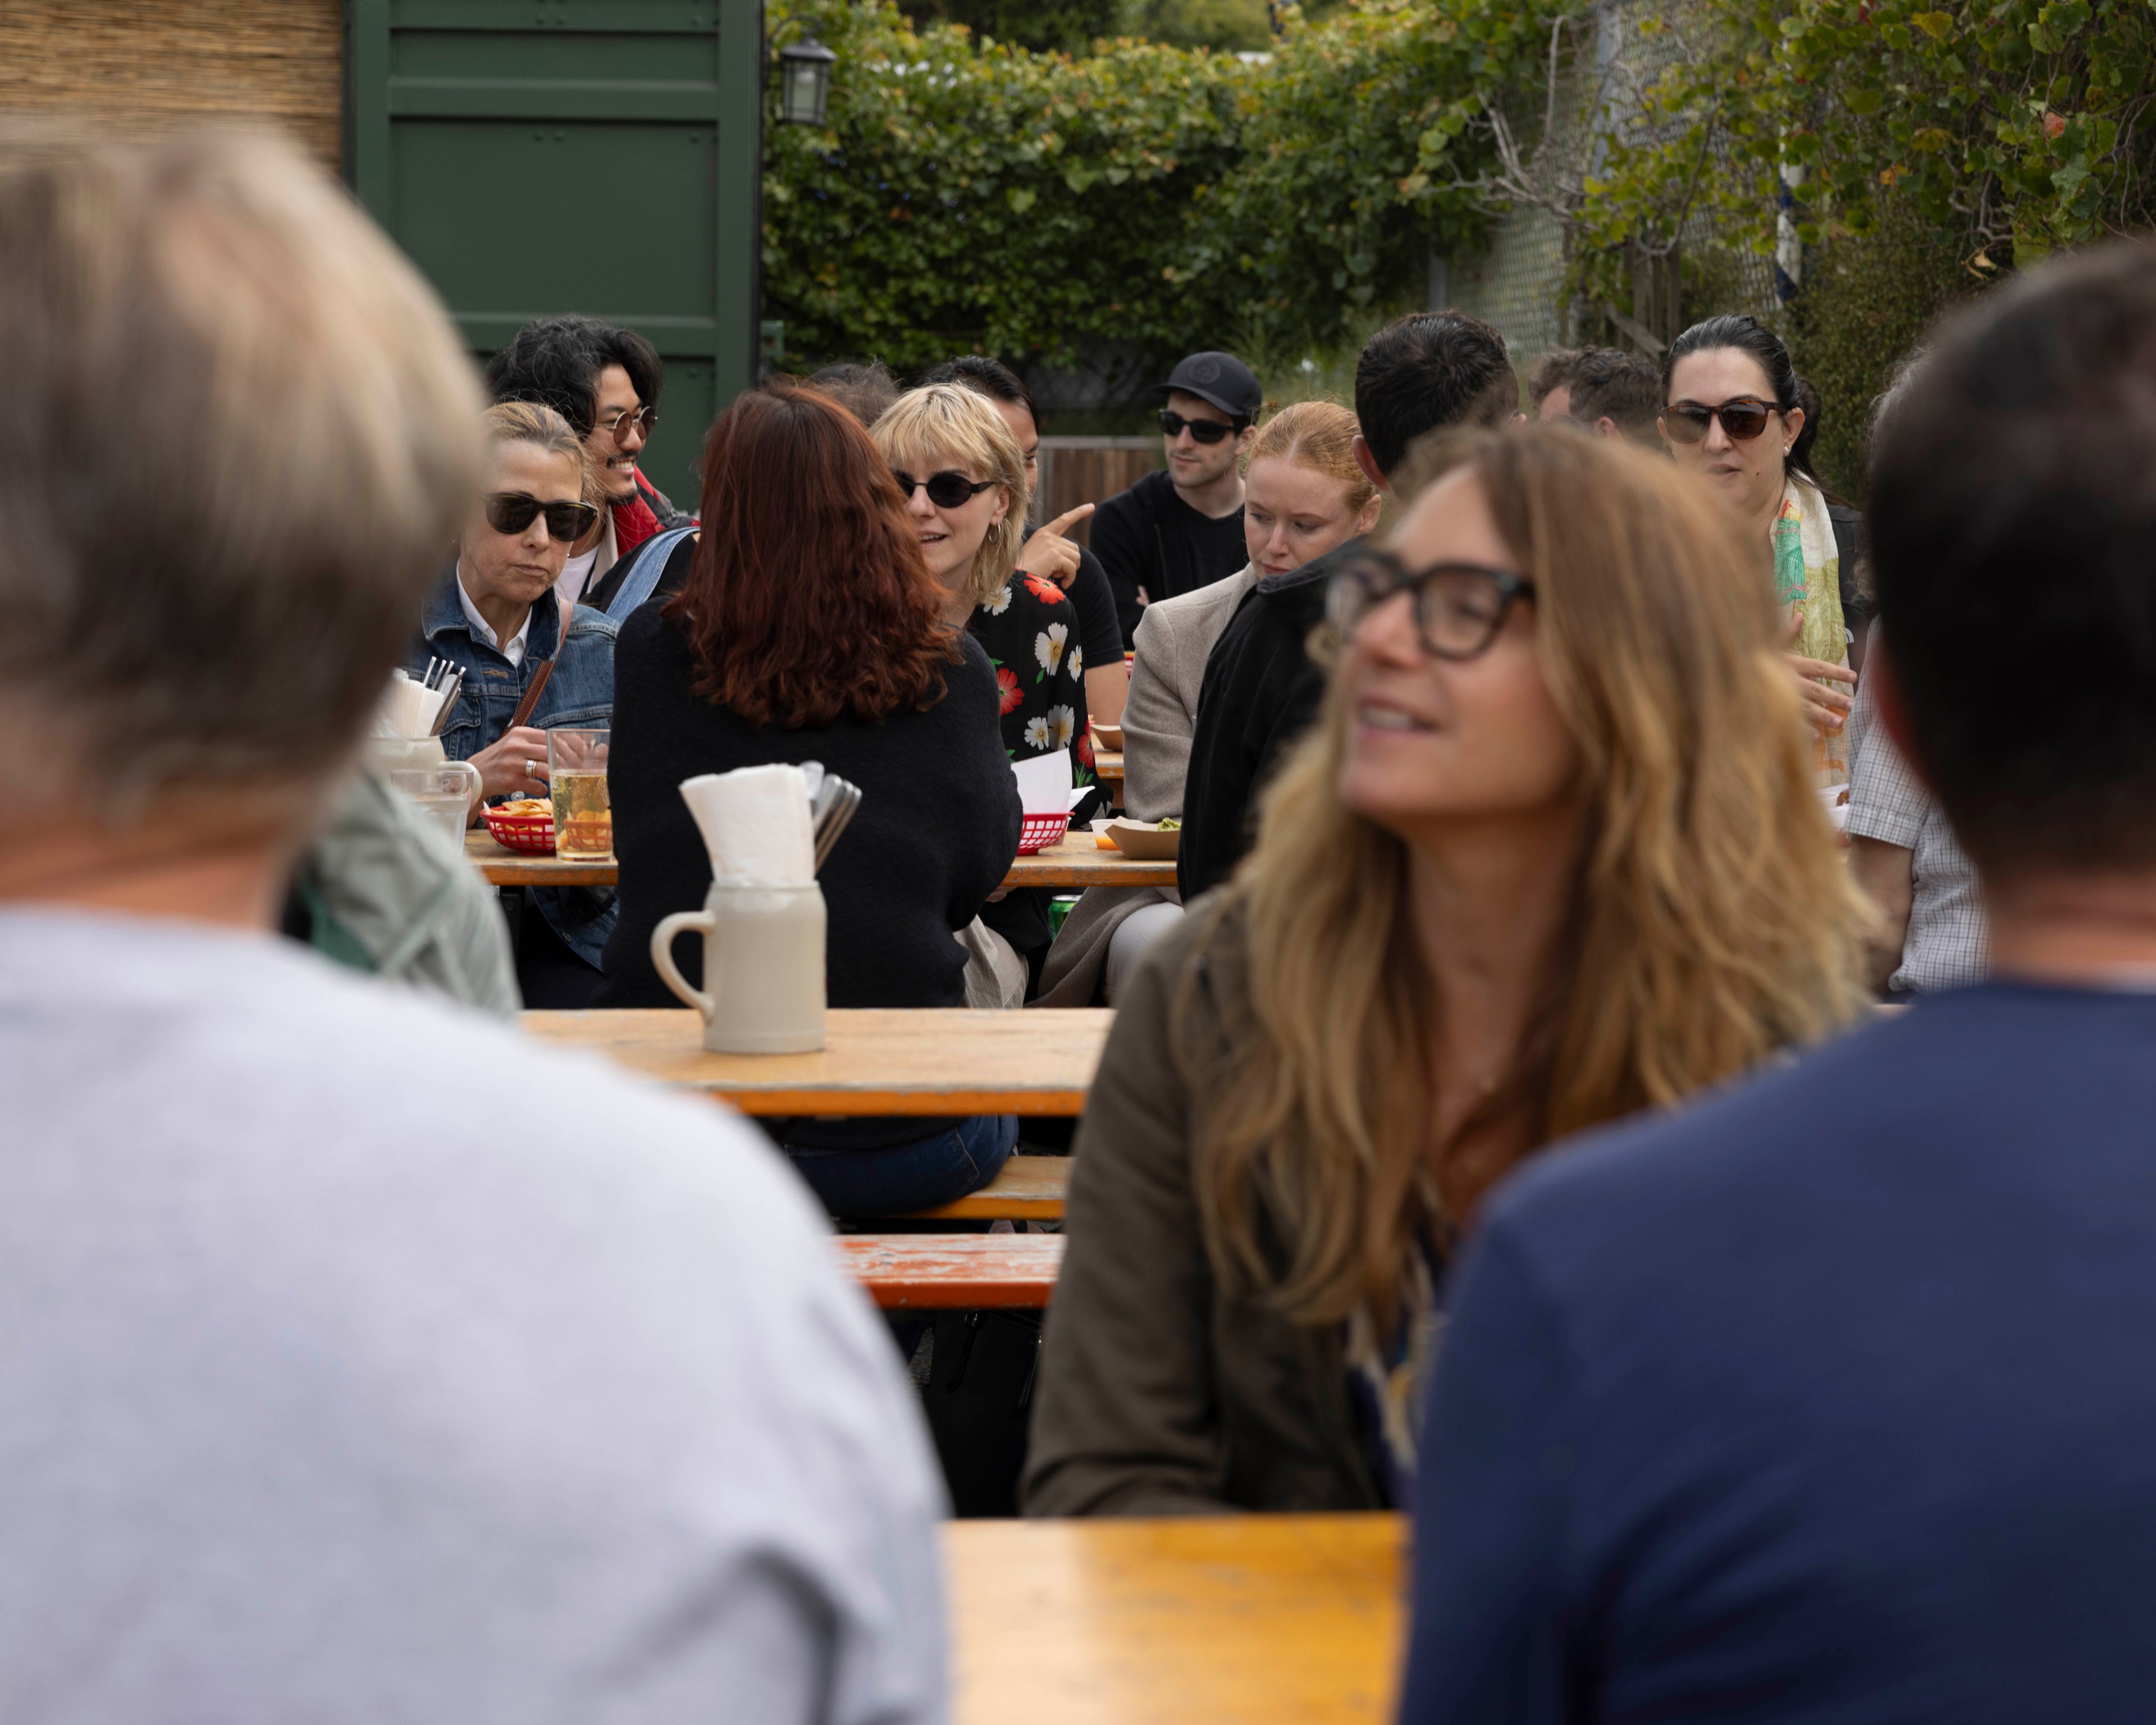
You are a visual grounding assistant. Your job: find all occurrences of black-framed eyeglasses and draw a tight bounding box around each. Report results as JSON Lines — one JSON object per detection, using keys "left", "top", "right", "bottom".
{"left": 1326, "top": 551, "right": 1536, "bottom": 660}
{"left": 1660, "top": 396, "right": 1775, "bottom": 443}
{"left": 892, "top": 468, "right": 996, "bottom": 509}
{"left": 596, "top": 404, "right": 659, "bottom": 440}
{"left": 482, "top": 491, "right": 601, "bottom": 542}
{"left": 1158, "top": 408, "right": 1245, "bottom": 445}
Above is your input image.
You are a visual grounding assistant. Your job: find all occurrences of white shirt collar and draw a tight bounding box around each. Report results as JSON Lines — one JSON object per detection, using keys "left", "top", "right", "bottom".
{"left": 554, "top": 510, "right": 618, "bottom": 608}
{"left": 454, "top": 562, "right": 531, "bottom": 667}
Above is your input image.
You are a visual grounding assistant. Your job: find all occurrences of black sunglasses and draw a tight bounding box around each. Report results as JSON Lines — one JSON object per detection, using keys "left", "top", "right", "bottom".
{"left": 892, "top": 468, "right": 997, "bottom": 509}
{"left": 1158, "top": 408, "right": 1245, "bottom": 445}
{"left": 482, "top": 491, "right": 600, "bottom": 542}
{"left": 1661, "top": 396, "right": 1776, "bottom": 443}
{"left": 1326, "top": 551, "right": 1536, "bottom": 660}
{"left": 596, "top": 404, "right": 659, "bottom": 439}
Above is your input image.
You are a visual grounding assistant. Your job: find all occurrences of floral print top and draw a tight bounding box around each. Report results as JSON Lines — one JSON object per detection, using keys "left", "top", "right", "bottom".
{"left": 971, "top": 570, "right": 1094, "bottom": 786}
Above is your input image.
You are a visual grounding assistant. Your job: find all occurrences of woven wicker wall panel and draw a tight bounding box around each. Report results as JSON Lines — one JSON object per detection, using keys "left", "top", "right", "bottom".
{"left": 0, "top": 1, "right": 342, "bottom": 169}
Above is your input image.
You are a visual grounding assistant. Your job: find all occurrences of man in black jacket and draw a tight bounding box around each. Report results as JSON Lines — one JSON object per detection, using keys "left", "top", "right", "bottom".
{"left": 1091, "top": 351, "right": 1263, "bottom": 647}
{"left": 1177, "top": 312, "right": 1519, "bottom": 899}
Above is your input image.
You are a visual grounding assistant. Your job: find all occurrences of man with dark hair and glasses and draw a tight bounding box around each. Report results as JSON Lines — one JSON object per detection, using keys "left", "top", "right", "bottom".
{"left": 1177, "top": 309, "right": 1519, "bottom": 900}
{"left": 1090, "top": 350, "right": 1264, "bottom": 647}
{"left": 485, "top": 314, "right": 696, "bottom": 609}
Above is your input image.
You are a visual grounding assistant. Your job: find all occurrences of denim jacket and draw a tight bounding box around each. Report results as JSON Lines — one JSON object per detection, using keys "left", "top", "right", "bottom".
{"left": 410, "top": 567, "right": 620, "bottom": 970}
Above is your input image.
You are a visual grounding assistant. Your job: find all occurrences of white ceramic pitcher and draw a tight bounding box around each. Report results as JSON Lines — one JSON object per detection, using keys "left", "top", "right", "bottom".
{"left": 651, "top": 882, "right": 828, "bottom": 1053}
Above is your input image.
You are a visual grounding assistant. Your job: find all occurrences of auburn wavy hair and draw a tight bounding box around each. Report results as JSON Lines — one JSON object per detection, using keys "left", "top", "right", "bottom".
{"left": 664, "top": 381, "right": 958, "bottom": 727}
{"left": 1183, "top": 423, "right": 1870, "bottom": 1326}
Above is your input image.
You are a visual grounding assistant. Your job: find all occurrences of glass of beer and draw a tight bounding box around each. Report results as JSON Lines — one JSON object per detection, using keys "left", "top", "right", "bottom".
{"left": 547, "top": 726, "right": 613, "bottom": 861}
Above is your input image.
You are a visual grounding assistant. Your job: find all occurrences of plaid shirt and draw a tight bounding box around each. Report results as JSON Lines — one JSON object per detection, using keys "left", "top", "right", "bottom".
{"left": 1844, "top": 670, "right": 1989, "bottom": 993}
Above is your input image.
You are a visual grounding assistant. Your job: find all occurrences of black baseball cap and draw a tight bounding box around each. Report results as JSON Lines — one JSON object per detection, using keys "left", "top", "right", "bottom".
{"left": 1156, "top": 351, "right": 1262, "bottom": 423}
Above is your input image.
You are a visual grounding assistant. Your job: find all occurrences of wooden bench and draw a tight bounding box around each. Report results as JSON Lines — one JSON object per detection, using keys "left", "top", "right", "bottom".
{"left": 907, "top": 1154, "right": 1068, "bottom": 1221}
{"left": 837, "top": 1233, "right": 1064, "bottom": 1308}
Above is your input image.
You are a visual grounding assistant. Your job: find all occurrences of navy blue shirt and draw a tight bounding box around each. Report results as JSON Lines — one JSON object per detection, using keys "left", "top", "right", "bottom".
{"left": 1402, "top": 985, "right": 2156, "bottom": 1724}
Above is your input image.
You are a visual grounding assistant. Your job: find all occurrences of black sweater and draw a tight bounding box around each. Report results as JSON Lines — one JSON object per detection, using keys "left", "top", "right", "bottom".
{"left": 598, "top": 606, "right": 1022, "bottom": 1025}
{"left": 1090, "top": 467, "right": 1249, "bottom": 649}
{"left": 1177, "top": 544, "right": 1350, "bottom": 900}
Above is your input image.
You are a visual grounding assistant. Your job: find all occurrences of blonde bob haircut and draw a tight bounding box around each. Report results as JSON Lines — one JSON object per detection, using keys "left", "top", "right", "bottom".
{"left": 1239, "top": 399, "right": 1377, "bottom": 518}
{"left": 871, "top": 383, "right": 1028, "bottom": 609}
{"left": 480, "top": 399, "right": 597, "bottom": 508}
{"left": 1182, "top": 422, "right": 1870, "bottom": 1326}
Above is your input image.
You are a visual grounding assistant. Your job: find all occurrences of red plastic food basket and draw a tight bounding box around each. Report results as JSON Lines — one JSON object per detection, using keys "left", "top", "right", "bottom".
{"left": 1016, "top": 811, "right": 1070, "bottom": 855}
{"left": 484, "top": 807, "right": 556, "bottom": 855}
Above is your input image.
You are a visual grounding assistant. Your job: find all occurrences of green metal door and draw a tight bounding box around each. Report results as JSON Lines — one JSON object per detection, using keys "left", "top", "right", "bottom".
{"left": 344, "top": 0, "right": 762, "bottom": 503}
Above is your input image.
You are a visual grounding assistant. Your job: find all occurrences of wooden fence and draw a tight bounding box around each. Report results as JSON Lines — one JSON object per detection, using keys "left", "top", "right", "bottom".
{"left": 1033, "top": 436, "right": 1162, "bottom": 547}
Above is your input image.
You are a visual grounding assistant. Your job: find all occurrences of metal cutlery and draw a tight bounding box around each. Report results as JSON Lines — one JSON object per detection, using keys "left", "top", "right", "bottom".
{"left": 811, "top": 777, "right": 862, "bottom": 874}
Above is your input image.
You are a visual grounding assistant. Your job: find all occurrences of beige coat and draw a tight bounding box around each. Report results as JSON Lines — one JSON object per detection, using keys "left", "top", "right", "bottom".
{"left": 1120, "top": 563, "right": 1262, "bottom": 822}
{"left": 1034, "top": 564, "right": 1260, "bottom": 1007}
{"left": 1024, "top": 896, "right": 1386, "bottom": 1514}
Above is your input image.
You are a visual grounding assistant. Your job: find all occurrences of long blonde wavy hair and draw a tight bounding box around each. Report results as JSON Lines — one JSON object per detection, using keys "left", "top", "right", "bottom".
{"left": 1185, "top": 423, "right": 1870, "bottom": 1326}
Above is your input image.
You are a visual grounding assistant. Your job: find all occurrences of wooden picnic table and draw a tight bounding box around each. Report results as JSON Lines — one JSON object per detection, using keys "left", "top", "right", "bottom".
{"left": 945, "top": 1513, "right": 1406, "bottom": 1725}
{"left": 523, "top": 1007, "right": 1112, "bottom": 1116}
{"left": 465, "top": 827, "right": 1173, "bottom": 891}
{"left": 465, "top": 828, "right": 618, "bottom": 887}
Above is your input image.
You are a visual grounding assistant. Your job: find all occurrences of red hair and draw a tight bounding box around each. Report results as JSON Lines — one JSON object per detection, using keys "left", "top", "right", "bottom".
{"left": 664, "top": 381, "right": 957, "bottom": 727}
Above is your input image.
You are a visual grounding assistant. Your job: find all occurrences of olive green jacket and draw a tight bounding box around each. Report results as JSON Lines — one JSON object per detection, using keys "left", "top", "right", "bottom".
{"left": 1021, "top": 898, "right": 1387, "bottom": 1516}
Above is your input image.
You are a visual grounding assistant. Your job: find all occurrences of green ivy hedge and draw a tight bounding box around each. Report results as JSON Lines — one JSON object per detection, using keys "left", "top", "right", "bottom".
{"left": 761, "top": 0, "right": 1565, "bottom": 375}
{"left": 1577, "top": 0, "right": 2156, "bottom": 489}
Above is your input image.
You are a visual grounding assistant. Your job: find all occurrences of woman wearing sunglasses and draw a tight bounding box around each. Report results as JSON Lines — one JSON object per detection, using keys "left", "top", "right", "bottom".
{"left": 1660, "top": 315, "right": 1866, "bottom": 773}
{"left": 410, "top": 401, "right": 621, "bottom": 1002}
{"left": 1023, "top": 423, "right": 1867, "bottom": 1517}
{"left": 873, "top": 384, "right": 1093, "bottom": 990}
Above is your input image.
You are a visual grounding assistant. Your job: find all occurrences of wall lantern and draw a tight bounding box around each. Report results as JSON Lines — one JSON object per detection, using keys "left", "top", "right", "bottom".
{"left": 776, "top": 36, "right": 837, "bottom": 127}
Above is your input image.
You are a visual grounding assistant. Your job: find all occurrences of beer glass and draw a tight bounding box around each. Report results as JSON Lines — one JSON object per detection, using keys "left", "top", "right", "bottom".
{"left": 547, "top": 727, "right": 613, "bottom": 861}
{"left": 387, "top": 761, "right": 483, "bottom": 851}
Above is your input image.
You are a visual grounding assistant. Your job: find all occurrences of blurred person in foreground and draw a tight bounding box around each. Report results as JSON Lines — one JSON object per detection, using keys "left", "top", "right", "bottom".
{"left": 1401, "top": 242, "right": 2156, "bottom": 1725}
{"left": 599, "top": 382, "right": 1024, "bottom": 1216}
{"left": 1091, "top": 349, "right": 1264, "bottom": 646}
{"left": 487, "top": 314, "right": 695, "bottom": 606}
{"left": 1023, "top": 425, "right": 1865, "bottom": 1516}
{"left": 280, "top": 768, "right": 519, "bottom": 1015}
{"left": 1659, "top": 315, "right": 1866, "bottom": 764}
{"left": 1035, "top": 400, "right": 1380, "bottom": 1007}
{"left": 1177, "top": 309, "right": 1518, "bottom": 900}
{"left": 413, "top": 401, "right": 619, "bottom": 1006}
{"left": 920, "top": 354, "right": 1130, "bottom": 726}
{"left": 0, "top": 128, "right": 944, "bottom": 1722}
